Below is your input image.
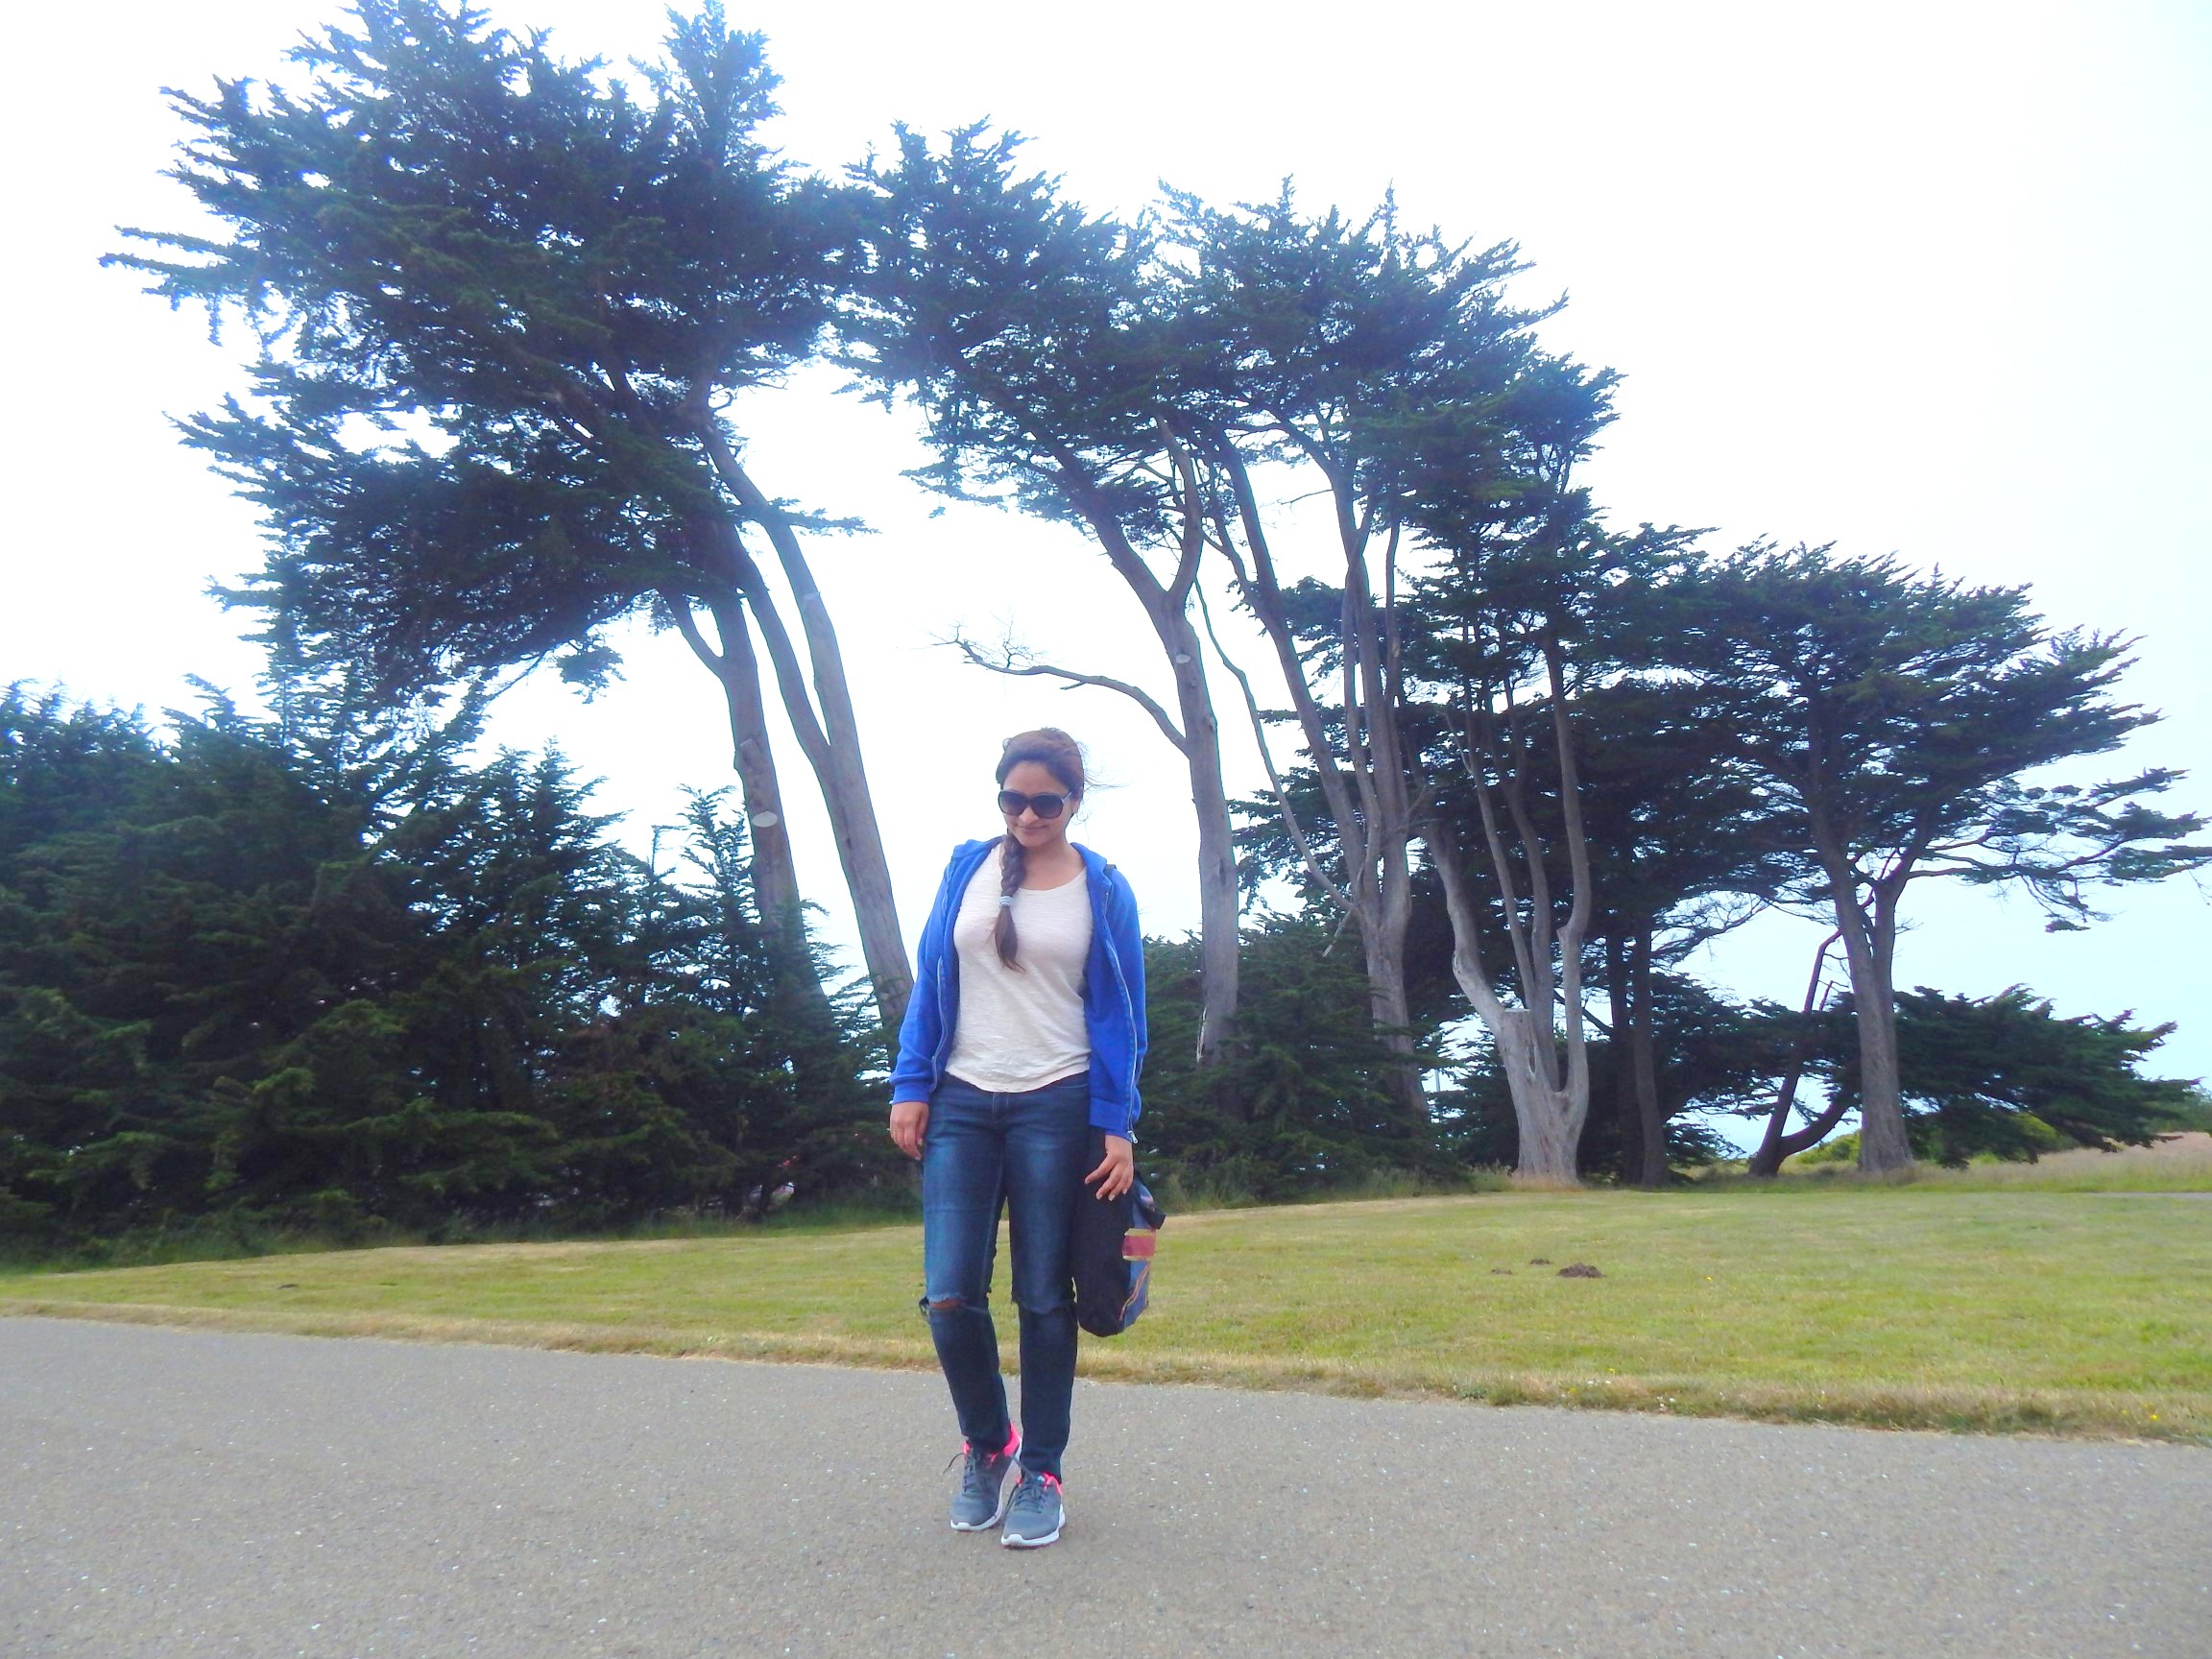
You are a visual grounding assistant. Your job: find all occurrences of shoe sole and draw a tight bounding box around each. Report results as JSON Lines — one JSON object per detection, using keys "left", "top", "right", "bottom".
{"left": 1000, "top": 1520, "right": 1062, "bottom": 1549}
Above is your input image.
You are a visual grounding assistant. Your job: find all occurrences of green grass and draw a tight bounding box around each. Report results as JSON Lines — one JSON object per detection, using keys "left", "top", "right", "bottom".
{"left": 0, "top": 1190, "right": 933, "bottom": 1275}
{"left": 6, "top": 1185, "right": 2207, "bottom": 1444}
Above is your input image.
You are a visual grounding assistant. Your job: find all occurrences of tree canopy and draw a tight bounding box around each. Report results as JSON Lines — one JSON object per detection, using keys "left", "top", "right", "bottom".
{"left": 1664, "top": 543, "right": 2207, "bottom": 1170}
{"left": 64, "top": 0, "right": 2212, "bottom": 1213}
{"left": 108, "top": 0, "right": 912, "bottom": 1024}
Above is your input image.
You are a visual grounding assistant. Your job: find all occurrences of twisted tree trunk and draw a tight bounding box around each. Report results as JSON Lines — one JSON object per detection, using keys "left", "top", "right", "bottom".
{"left": 694, "top": 429, "right": 912, "bottom": 1031}
{"left": 1806, "top": 814, "right": 1912, "bottom": 1175}
{"left": 1747, "top": 932, "right": 1845, "bottom": 1177}
{"left": 1212, "top": 444, "right": 1426, "bottom": 1135}
{"left": 1422, "top": 637, "right": 1595, "bottom": 1184}
{"left": 666, "top": 584, "right": 842, "bottom": 1052}
{"left": 668, "top": 589, "right": 802, "bottom": 935}
{"left": 1428, "top": 833, "right": 1590, "bottom": 1185}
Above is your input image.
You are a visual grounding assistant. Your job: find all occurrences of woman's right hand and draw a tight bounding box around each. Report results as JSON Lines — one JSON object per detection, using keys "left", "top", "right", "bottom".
{"left": 889, "top": 1098, "right": 929, "bottom": 1161}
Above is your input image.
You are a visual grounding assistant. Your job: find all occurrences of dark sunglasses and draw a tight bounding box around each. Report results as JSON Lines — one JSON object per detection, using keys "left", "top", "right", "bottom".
{"left": 998, "top": 789, "right": 1074, "bottom": 820}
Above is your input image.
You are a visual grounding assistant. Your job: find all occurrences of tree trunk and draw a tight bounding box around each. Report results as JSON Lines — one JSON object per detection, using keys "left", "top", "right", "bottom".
{"left": 670, "top": 593, "right": 801, "bottom": 928}
{"left": 1747, "top": 932, "right": 1843, "bottom": 1177}
{"left": 1628, "top": 924, "right": 1666, "bottom": 1189}
{"left": 1846, "top": 936, "right": 1911, "bottom": 1173}
{"left": 1606, "top": 932, "right": 1639, "bottom": 1182}
{"left": 1344, "top": 528, "right": 1427, "bottom": 1134}
{"left": 752, "top": 522, "right": 912, "bottom": 1031}
{"left": 1544, "top": 638, "right": 1598, "bottom": 1179}
{"left": 944, "top": 541, "right": 1244, "bottom": 1111}
{"left": 1427, "top": 830, "right": 1583, "bottom": 1184}
{"left": 667, "top": 589, "right": 842, "bottom": 1035}
{"left": 1816, "top": 860, "right": 1911, "bottom": 1173}
{"left": 702, "top": 435, "right": 913, "bottom": 1031}
{"left": 1358, "top": 902, "right": 1427, "bottom": 1136}
{"left": 1748, "top": 1070, "right": 1855, "bottom": 1177}
{"left": 1211, "top": 444, "right": 1419, "bottom": 1129}
{"left": 1497, "top": 1009, "right": 1584, "bottom": 1184}
{"left": 1163, "top": 615, "right": 1244, "bottom": 1098}
{"left": 1471, "top": 638, "right": 1599, "bottom": 1184}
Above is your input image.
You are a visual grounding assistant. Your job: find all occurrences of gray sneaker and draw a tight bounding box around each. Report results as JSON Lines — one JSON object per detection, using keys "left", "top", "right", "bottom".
{"left": 948, "top": 1430, "right": 1020, "bottom": 1531}
{"left": 999, "top": 1468, "right": 1064, "bottom": 1549}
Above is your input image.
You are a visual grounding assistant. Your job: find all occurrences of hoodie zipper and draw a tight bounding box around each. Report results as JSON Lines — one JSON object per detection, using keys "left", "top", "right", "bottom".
{"left": 1099, "top": 864, "right": 1139, "bottom": 1135}
{"left": 928, "top": 844, "right": 984, "bottom": 1090}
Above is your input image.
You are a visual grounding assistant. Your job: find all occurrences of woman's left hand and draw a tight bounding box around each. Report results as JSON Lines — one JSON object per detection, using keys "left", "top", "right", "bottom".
{"left": 1085, "top": 1134, "right": 1135, "bottom": 1201}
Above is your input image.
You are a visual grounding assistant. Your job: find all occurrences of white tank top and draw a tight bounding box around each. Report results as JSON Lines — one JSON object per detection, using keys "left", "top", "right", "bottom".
{"left": 945, "top": 845, "right": 1094, "bottom": 1094}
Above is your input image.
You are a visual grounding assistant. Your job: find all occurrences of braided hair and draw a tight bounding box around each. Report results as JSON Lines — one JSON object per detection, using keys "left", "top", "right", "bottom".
{"left": 993, "top": 728, "right": 1086, "bottom": 971}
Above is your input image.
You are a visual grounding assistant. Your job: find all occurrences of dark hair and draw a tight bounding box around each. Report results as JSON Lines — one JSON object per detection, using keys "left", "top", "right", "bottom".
{"left": 993, "top": 728, "right": 1086, "bottom": 970}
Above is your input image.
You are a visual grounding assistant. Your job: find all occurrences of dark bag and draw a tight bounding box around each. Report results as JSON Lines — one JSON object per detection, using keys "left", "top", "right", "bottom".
{"left": 1070, "top": 1129, "right": 1166, "bottom": 1338}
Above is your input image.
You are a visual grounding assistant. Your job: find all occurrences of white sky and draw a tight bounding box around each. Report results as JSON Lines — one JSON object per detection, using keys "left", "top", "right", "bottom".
{"left": 4, "top": 1, "right": 2207, "bottom": 1110}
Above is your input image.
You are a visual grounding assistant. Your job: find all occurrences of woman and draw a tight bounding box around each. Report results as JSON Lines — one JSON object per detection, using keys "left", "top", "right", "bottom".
{"left": 887, "top": 728, "right": 1147, "bottom": 1550}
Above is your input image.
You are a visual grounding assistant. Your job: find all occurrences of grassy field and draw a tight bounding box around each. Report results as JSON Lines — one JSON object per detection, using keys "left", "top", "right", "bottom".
{"left": 6, "top": 1179, "right": 2207, "bottom": 1445}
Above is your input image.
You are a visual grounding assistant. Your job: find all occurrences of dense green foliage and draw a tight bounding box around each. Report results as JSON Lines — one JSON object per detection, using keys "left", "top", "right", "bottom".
{"left": 106, "top": 0, "right": 918, "bottom": 1026}
{"left": 1833, "top": 986, "right": 2200, "bottom": 1166}
{"left": 111, "top": 0, "right": 851, "bottom": 699}
{"left": 0, "top": 685, "right": 885, "bottom": 1249}
{"left": 1138, "top": 917, "right": 1453, "bottom": 1199}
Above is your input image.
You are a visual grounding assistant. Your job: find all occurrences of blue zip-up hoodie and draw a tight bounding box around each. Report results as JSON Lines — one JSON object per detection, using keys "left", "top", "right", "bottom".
{"left": 888, "top": 838, "right": 1148, "bottom": 1142}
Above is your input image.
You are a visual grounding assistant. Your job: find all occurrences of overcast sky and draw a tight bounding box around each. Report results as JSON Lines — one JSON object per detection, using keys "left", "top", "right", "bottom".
{"left": 4, "top": 1, "right": 2207, "bottom": 1113}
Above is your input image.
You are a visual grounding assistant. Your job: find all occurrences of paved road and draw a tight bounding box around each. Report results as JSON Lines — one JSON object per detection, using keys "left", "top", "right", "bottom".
{"left": 5, "top": 1316, "right": 2206, "bottom": 1658}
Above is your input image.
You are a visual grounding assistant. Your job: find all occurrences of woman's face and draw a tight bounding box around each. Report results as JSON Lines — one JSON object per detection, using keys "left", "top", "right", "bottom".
{"left": 999, "top": 759, "right": 1077, "bottom": 854}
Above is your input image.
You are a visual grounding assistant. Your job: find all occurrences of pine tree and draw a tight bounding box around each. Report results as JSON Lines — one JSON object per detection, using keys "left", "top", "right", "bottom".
{"left": 108, "top": 0, "right": 911, "bottom": 1027}
{"left": 1666, "top": 544, "right": 2210, "bottom": 1174}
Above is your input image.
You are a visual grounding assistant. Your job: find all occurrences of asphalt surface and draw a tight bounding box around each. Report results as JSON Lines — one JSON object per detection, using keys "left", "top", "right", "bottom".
{"left": 4, "top": 1316, "right": 2206, "bottom": 1658}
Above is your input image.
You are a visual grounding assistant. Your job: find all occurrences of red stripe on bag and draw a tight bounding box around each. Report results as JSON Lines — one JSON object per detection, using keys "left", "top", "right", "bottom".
{"left": 1121, "top": 1229, "right": 1156, "bottom": 1260}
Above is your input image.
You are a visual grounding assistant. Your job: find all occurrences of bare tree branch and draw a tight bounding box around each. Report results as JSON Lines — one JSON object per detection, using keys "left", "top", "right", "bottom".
{"left": 944, "top": 627, "right": 1188, "bottom": 754}
{"left": 666, "top": 595, "right": 722, "bottom": 671}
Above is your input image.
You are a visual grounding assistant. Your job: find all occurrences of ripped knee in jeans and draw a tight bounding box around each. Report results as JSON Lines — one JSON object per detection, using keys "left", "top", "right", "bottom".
{"left": 1012, "top": 1287, "right": 1071, "bottom": 1319}
{"left": 920, "top": 1291, "right": 982, "bottom": 1316}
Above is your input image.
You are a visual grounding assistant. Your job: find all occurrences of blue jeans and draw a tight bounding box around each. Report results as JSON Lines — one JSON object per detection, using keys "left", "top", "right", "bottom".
{"left": 920, "top": 1073, "right": 1091, "bottom": 1479}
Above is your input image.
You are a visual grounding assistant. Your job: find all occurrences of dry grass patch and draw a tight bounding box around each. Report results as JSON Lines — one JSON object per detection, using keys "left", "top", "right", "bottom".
{"left": 1915, "top": 1132, "right": 2212, "bottom": 1190}
{"left": 1759, "top": 1132, "right": 2212, "bottom": 1190}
